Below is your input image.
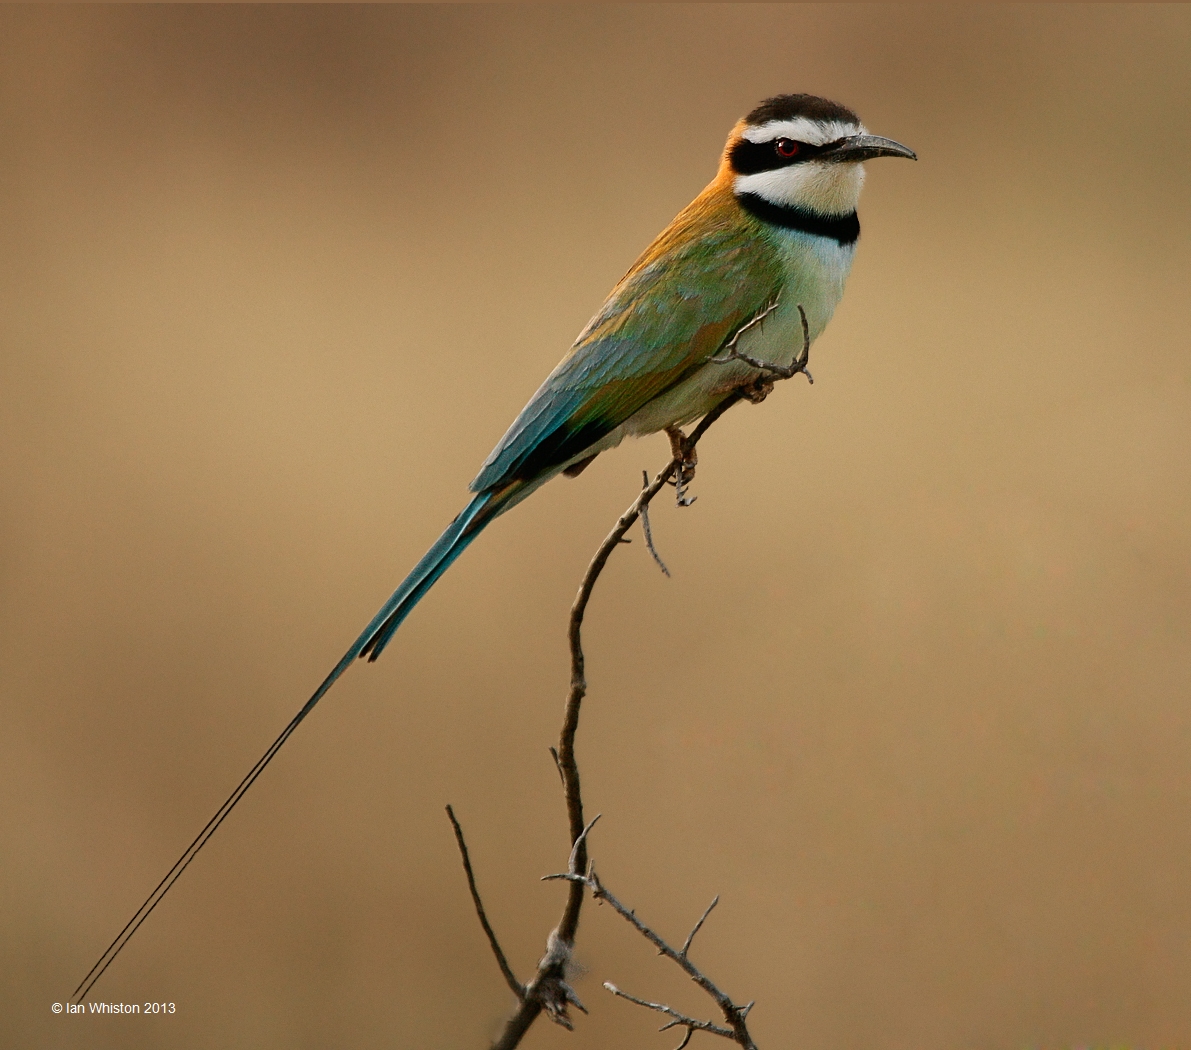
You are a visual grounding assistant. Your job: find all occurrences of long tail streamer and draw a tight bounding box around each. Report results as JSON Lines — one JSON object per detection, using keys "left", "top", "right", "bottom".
{"left": 73, "top": 487, "right": 511, "bottom": 1002}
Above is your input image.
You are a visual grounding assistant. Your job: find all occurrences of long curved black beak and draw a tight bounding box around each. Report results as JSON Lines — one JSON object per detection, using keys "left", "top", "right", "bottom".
{"left": 822, "top": 134, "right": 917, "bottom": 163}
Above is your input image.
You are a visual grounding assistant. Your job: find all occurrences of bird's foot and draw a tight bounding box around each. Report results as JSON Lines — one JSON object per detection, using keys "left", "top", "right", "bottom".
{"left": 664, "top": 426, "right": 698, "bottom": 507}
{"left": 737, "top": 375, "right": 776, "bottom": 404}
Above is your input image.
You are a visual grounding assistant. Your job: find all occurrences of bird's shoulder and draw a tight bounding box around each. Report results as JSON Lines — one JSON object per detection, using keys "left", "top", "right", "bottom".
{"left": 469, "top": 182, "right": 785, "bottom": 493}
{"left": 574, "top": 182, "right": 786, "bottom": 358}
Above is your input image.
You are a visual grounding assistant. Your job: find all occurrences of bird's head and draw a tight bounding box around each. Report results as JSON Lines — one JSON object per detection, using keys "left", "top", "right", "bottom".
{"left": 724, "top": 94, "right": 916, "bottom": 218}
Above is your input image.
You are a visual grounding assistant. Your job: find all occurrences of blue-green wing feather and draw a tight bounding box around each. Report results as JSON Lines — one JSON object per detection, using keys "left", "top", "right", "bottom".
{"left": 470, "top": 206, "right": 783, "bottom": 493}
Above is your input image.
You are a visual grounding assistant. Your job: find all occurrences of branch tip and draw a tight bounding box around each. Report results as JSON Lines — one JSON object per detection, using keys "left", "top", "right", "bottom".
{"left": 444, "top": 805, "right": 523, "bottom": 1001}
{"left": 639, "top": 471, "right": 672, "bottom": 576}
{"left": 681, "top": 895, "right": 719, "bottom": 957}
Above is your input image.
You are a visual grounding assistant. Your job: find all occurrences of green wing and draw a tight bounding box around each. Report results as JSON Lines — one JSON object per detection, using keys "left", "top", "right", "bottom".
{"left": 470, "top": 205, "right": 783, "bottom": 493}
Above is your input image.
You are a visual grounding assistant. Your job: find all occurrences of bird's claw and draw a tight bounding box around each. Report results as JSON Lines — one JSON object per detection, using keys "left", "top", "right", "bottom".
{"left": 738, "top": 375, "right": 776, "bottom": 404}
{"left": 674, "top": 468, "right": 697, "bottom": 507}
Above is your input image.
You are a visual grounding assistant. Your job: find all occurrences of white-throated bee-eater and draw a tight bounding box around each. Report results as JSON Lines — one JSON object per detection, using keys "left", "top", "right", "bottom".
{"left": 75, "top": 93, "right": 914, "bottom": 1000}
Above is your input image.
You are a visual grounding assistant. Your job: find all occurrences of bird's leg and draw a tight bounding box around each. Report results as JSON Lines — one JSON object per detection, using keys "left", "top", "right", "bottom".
{"left": 665, "top": 425, "right": 691, "bottom": 463}
{"left": 664, "top": 425, "right": 698, "bottom": 507}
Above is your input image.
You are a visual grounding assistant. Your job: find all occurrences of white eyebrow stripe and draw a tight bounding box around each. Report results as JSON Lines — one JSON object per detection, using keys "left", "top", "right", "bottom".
{"left": 742, "top": 118, "right": 864, "bottom": 146}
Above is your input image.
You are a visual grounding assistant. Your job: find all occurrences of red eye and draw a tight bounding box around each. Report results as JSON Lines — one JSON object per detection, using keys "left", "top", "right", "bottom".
{"left": 775, "top": 138, "right": 800, "bottom": 158}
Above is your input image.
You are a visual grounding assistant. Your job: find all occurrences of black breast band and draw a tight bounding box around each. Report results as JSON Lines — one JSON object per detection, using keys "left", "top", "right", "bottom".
{"left": 736, "top": 193, "right": 860, "bottom": 246}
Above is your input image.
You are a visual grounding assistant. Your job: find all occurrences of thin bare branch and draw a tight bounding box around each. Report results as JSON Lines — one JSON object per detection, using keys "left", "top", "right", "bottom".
{"left": 579, "top": 870, "right": 759, "bottom": 1049}
{"left": 603, "top": 982, "right": 733, "bottom": 1040}
{"left": 711, "top": 298, "right": 780, "bottom": 358}
{"left": 681, "top": 896, "right": 719, "bottom": 958}
{"left": 567, "top": 814, "right": 601, "bottom": 876}
{"left": 640, "top": 471, "right": 671, "bottom": 576}
{"left": 486, "top": 303, "right": 812, "bottom": 1048}
{"left": 445, "top": 805, "right": 523, "bottom": 1001}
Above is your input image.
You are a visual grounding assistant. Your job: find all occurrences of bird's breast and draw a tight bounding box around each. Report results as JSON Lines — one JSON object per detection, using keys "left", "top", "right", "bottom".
{"left": 731, "top": 229, "right": 856, "bottom": 368}
{"left": 771, "top": 227, "right": 856, "bottom": 335}
{"left": 618, "top": 226, "right": 857, "bottom": 441}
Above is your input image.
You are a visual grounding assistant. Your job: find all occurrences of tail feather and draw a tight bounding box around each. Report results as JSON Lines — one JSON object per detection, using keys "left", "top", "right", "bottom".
{"left": 69, "top": 480, "right": 538, "bottom": 1002}
{"left": 357, "top": 489, "right": 503, "bottom": 661}
{"left": 286, "top": 489, "right": 512, "bottom": 725}
{"left": 297, "top": 480, "right": 531, "bottom": 717}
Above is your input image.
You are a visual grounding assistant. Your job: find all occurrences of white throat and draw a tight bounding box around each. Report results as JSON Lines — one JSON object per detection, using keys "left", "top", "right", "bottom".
{"left": 734, "top": 160, "right": 866, "bottom": 217}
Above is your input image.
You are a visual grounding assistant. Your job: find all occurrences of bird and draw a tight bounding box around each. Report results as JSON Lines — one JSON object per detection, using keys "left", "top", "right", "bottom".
{"left": 74, "top": 93, "right": 914, "bottom": 1001}
{"left": 359, "top": 92, "right": 914, "bottom": 662}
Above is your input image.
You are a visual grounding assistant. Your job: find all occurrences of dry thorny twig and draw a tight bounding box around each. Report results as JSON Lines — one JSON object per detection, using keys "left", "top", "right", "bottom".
{"left": 543, "top": 817, "right": 759, "bottom": 1050}
{"left": 445, "top": 301, "right": 811, "bottom": 1049}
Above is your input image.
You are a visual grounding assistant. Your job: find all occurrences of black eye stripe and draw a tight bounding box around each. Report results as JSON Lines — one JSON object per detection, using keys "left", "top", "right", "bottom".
{"left": 728, "top": 137, "right": 844, "bottom": 176}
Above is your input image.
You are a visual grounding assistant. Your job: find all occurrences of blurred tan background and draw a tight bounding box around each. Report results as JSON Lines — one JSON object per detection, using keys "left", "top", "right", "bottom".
{"left": 3, "top": 5, "right": 1190, "bottom": 1048}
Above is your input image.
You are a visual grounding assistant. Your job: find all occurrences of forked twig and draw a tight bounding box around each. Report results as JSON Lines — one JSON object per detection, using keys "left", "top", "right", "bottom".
{"left": 543, "top": 862, "right": 758, "bottom": 1050}
{"left": 710, "top": 298, "right": 780, "bottom": 361}
{"left": 604, "top": 983, "right": 733, "bottom": 1048}
{"left": 710, "top": 302, "right": 814, "bottom": 384}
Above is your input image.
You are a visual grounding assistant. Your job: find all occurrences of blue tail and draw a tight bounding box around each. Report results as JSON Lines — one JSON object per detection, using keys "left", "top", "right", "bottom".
{"left": 290, "top": 484, "right": 522, "bottom": 725}
{"left": 357, "top": 488, "right": 507, "bottom": 662}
